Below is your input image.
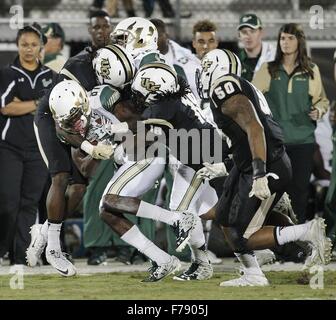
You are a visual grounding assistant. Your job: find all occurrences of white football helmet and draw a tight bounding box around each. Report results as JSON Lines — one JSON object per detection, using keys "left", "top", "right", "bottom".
{"left": 49, "top": 80, "right": 91, "bottom": 135}
{"left": 93, "top": 44, "right": 135, "bottom": 88}
{"left": 197, "top": 49, "right": 242, "bottom": 100}
{"left": 110, "top": 17, "right": 158, "bottom": 58}
{"left": 131, "top": 62, "right": 178, "bottom": 107}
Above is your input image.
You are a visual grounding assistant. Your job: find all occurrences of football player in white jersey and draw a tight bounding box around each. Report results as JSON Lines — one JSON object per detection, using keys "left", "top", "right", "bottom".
{"left": 92, "top": 30, "right": 203, "bottom": 281}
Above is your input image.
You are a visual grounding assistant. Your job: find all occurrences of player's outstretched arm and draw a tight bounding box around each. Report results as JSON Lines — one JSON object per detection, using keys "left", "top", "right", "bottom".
{"left": 221, "top": 94, "right": 271, "bottom": 200}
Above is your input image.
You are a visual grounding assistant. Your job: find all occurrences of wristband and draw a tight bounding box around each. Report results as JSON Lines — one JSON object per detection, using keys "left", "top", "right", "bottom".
{"left": 252, "top": 158, "right": 266, "bottom": 179}
{"left": 80, "top": 140, "right": 94, "bottom": 156}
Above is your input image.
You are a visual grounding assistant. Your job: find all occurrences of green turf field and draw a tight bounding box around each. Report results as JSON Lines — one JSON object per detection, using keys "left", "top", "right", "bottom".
{"left": 0, "top": 271, "right": 335, "bottom": 300}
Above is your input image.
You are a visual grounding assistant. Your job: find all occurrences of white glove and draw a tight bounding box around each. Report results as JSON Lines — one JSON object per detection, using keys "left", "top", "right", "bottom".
{"left": 81, "top": 140, "right": 114, "bottom": 160}
{"left": 249, "top": 173, "right": 279, "bottom": 200}
{"left": 196, "top": 162, "right": 228, "bottom": 180}
{"left": 105, "top": 122, "right": 129, "bottom": 135}
{"left": 92, "top": 142, "right": 115, "bottom": 160}
{"left": 113, "top": 143, "right": 127, "bottom": 164}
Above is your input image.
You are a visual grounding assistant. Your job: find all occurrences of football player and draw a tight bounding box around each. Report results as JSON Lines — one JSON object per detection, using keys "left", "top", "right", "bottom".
{"left": 99, "top": 62, "right": 231, "bottom": 281}
{"left": 196, "top": 49, "right": 332, "bottom": 286}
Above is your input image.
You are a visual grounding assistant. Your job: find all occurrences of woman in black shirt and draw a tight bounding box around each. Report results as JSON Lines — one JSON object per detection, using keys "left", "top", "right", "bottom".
{"left": 0, "top": 26, "right": 54, "bottom": 264}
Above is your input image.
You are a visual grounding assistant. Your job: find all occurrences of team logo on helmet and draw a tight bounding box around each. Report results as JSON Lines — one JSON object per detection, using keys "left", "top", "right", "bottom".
{"left": 202, "top": 59, "right": 213, "bottom": 72}
{"left": 127, "top": 21, "right": 155, "bottom": 49}
{"left": 99, "top": 58, "right": 111, "bottom": 80}
{"left": 141, "top": 77, "right": 161, "bottom": 92}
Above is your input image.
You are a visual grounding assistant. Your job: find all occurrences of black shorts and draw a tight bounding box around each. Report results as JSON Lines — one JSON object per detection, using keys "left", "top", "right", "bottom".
{"left": 34, "top": 113, "right": 87, "bottom": 185}
{"left": 215, "top": 153, "right": 292, "bottom": 239}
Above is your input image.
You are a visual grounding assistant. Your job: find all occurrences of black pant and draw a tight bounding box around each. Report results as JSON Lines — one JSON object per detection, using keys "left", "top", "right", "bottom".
{"left": 285, "top": 143, "right": 315, "bottom": 223}
{"left": 0, "top": 143, "right": 49, "bottom": 264}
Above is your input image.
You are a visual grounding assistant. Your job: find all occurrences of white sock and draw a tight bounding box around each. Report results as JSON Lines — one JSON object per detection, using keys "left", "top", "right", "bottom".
{"left": 121, "top": 225, "right": 171, "bottom": 265}
{"left": 235, "top": 252, "right": 264, "bottom": 276}
{"left": 136, "top": 201, "right": 182, "bottom": 226}
{"left": 47, "top": 222, "right": 62, "bottom": 250}
{"left": 275, "top": 223, "right": 309, "bottom": 245}
{"left": 189, "top": 218, "right": 206, "bottom": 249}
{"left": 41, "top": 220, "right": 49, "bottom": 238}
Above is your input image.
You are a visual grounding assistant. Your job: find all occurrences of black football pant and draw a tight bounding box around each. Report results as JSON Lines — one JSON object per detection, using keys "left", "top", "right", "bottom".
{"left": 0, "top": 144, "right": 49, "bottom": 264}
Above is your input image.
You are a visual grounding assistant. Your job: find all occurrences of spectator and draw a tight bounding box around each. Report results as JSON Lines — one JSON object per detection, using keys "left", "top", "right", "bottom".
{"left": 41, "top": 23, "right": 67, "bottom": 73}
{"left": 253, "top": 23, "right": 329, "bottom": 223}
{"left": 0, "top": 25, "right": 54, "bottom": 265}
{"left": 237, "top": 13, "right": 276, "bottom": 81}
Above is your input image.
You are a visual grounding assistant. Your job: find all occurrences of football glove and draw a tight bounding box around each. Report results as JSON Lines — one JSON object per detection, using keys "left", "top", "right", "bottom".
{"left": 196, "top": 162, "right": 228, "bottom": 180}
{"left": 249, "top": 173, "right": 279, "bottom": 200}
{"left": 81, "top": 140, "right": 115, "bottom": 160}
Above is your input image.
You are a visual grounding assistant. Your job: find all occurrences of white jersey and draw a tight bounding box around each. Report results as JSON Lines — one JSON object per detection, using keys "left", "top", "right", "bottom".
{"left": 134, "top": 50, "right": 173, "bottom": 71}
{"left": 163, "top": 40, "right": 201, "bottom": 101}
{"left": 85, "top": 85, "right": 120, "bottom": 145}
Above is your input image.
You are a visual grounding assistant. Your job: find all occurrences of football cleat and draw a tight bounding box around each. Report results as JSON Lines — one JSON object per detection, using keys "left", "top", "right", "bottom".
{"left": 219, "top": 269, "right": 269, "bottom": 287}
{"left": 273, "top": 192, "right": 298, "bottom": 224}
{"left": 301, "top": 217, "right": 333, "bottom": 268}
{"left": 26, "top": 224, "right": 47, "bottom": 267}
{"left": 173, "top": 212, "right": 197, "bottom": 252}
{"left": 142, "top": 256, "right": 181, "bottom": 282}
{"left": 255, "top": 249, "right": 276, "bottom": 266}
{"left": 173, "top": 260, "right": 213, "bottom": 281}
{"left": 46, "top": 248, "right": 77, "bottom": 277}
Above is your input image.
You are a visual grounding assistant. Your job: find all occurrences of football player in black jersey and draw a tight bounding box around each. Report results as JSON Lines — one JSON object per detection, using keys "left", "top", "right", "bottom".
{"left": 196, "top": 49, "right": 332, "bottom": 286}
{"left": 27, "top": 11, "right": 114, "bottom": 276}
{"left": 99, "top": 62, "right": 230, "bottom": 281}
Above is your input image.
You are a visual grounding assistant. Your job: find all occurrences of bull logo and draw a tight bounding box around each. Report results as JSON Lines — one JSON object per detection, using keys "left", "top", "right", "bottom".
{"left": 202, "top": 59, "right": 213, "bottom": 72}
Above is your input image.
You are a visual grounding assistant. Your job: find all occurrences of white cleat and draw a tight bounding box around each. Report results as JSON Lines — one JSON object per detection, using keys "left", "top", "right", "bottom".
{"left": 219, "top": 270, "right": 269, "bottom": 287}
{"left": 173, "top": 260, "right": 213, "bottom": 281}
{"left": 46, "top": 249, "right": 77, "bottom": 277}
{"left": 142, "top": 256, "right": 181, "bottom": 282}
{"left": 26, "top": 224, "right": 47, "bottom": 267}
{"left": 301, "top": 217, "right": 333, "bottom": 268}
{"left": 173, "top": 212, "right": 197, "bottom": 253}
{"left": 255, "top": 249, "right": 276, "bottom": 266}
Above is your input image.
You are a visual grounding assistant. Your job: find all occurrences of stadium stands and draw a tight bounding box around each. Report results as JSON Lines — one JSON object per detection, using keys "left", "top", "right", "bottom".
{"left": 0, "top": 0, "right": 336, "bottom": 42}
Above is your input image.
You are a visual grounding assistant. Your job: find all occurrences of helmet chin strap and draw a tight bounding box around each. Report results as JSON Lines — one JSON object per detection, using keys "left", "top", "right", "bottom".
{"left": 80, "top": 115, "right": 88, "bottom": 128}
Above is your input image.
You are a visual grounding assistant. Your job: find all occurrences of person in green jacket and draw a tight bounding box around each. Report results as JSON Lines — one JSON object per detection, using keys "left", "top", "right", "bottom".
{"left": 253, "top": 23, "right": 329, "bottom": 223}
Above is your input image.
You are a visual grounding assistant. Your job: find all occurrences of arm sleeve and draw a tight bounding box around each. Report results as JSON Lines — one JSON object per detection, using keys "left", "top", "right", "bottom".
{"left": 309, "top": 64, "right": 329, "bottom": 119}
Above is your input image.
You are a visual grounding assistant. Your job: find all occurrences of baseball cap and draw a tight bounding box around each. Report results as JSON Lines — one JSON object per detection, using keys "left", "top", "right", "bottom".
{"left": 237, "top": 13, "right": 262, "bottom": 30}
{"left": 42, "top": 23, "right": 65, "bottom": 41}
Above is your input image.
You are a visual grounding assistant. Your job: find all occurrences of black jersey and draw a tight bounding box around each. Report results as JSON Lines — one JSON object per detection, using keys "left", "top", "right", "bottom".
{"left": 36, "top": 47, "right": 97, "bottom": 117}
{"left": 210, "top": 73, "right": 285, "bottom": 172}
{"left": 0, "top": 57, "right": 55, "bottom": 150}
{"left": 142, "top": 93, "right": 212, "bottom": 132}
{"left": 141, "top": 92, "right": 229, "bottom": 169}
